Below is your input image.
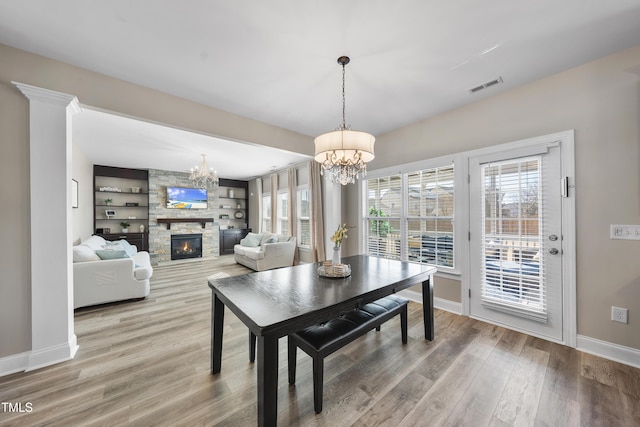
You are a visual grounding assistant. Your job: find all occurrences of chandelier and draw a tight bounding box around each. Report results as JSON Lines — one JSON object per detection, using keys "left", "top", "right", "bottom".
{"left": 314, "top": 56, "right": 375, "bottom": 185}
{"left": 189, "top": 154, "right": 219, "bottom": 188}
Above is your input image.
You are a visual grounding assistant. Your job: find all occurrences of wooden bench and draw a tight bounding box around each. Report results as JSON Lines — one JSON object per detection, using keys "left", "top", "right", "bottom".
{"left": 287, "top": 294, "right": 409, "bottom": 413}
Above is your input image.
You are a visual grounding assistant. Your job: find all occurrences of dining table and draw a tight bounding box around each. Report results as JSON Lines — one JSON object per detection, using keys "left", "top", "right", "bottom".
{"left": 208, "top": 255, "right": 437, "bottom": 426}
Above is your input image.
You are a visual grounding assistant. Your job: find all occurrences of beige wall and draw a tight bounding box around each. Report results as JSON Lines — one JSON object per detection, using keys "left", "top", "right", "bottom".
{"left": 408, "top": 276, "right": 461, "bottom": 303}
{"left": 0, "top": 71, "right": 31, "bottom": 357}
{"left": 2, "top": 41, "right": 640, "bottom": 360}
{"left": 71, "top": 144, "right": 94, "bottom": 245}
{"left": 0, "top": 43, "right": 313, "bottom": 359}
{"left": 347, "top": 45, "right": 640, "bottom": 351}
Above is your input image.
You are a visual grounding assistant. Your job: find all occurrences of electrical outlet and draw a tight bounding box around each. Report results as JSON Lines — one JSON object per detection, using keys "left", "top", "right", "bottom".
{"left": 611, "top": 306, "right": 628, "bottom": 324}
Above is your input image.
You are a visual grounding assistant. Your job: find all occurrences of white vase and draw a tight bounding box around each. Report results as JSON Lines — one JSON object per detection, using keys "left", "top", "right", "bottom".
{"left": 122, "top": 228, "right": 129, "bottom": 233}
{"left": 332, "top": 247, "right": 341, "bottom": 266}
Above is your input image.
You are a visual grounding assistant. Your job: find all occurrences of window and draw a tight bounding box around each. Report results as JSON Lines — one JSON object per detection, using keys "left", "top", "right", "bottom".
{"left": 262, "top": 193, "right": 271, "bottom": 233}
{"left": 297, "top": 186, "right": 311, "bottom": 248}
{"left": 363, "top": 164, "right": 455, "bottom": 269}
{"left": 365, "top": 175, "right": 402, "bottom": 260}
{"left": 406, "top": 165, "right": 455, "bottom": 268}
{"left": 276, "top": 190, "right": 288, "bottom": 236}
{"left": 480, "top": 157, "right": 544, "bottom": 312}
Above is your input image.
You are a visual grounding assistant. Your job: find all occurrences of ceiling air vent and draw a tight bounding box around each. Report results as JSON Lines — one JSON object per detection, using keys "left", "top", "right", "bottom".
{"left": 469, "top": 77, "right": 503, "bottom": 94}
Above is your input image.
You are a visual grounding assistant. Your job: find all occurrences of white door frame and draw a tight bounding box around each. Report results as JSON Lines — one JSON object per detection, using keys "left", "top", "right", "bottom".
{"left": 462, "top": 130, "right": 576, "bottom": 347}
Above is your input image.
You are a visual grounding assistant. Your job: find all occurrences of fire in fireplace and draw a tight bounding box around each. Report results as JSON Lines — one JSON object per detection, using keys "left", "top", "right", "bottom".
{"left": 171, "top": 234, "right": 203, "bottom": 260}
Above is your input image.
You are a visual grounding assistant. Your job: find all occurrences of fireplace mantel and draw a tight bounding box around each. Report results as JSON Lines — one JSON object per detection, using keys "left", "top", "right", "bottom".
{"left": 157, "top": 218, "right": 214, "bottom": 229}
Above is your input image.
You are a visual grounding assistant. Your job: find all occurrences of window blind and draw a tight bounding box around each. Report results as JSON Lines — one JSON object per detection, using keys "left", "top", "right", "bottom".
{"left": 480, "top": 157, "right": 547, "bottom": 321}
{"left": 406, "top": 165, "right": 455, "bottom": 268}
{"left": 365, "top": 175, "right": 402, "bottom": 260}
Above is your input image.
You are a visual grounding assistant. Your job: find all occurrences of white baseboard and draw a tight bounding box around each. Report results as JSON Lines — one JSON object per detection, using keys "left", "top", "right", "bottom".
{"left": 577, "top": 335, "right": 640, "bottom": 369}
{"left": 1, "top": 336, "right": 79, "bottom": 377}
{"left": 433, "top": 297, "right": 463, "bottom": 315}
{"left": 397, "top": 290, "right": 463, "bottom": 315}
{"left": 398, "top": 290, "right": 640, "bottom": 369}
{"left": 0, "top": 351, "right": 30, "bottom": 377}
{"left": 27, "top": 336, "right": 78, "bottom": 372}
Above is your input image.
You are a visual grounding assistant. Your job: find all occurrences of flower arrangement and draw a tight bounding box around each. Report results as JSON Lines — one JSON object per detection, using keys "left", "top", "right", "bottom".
{"left": 330, "top": 224, "right": 348, "bottom": 249}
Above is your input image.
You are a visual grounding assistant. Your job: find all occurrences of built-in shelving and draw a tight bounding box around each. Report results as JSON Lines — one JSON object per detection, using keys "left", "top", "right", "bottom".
{"left": 94, "top": 165, "right": 149, "bottom": 250}
{"left": 218, "top": 178, "right": 250, "bottom": 254}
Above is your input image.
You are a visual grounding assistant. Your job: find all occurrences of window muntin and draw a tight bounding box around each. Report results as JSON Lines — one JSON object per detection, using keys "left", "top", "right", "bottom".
{"left": 364, "top": 164, "right": 455, "bottom": 269}
{"left": 480, "top": 157, "right": 544, "bottom": 314}
{"left": 262, "top": 193, "right": 271, "bottom": 233}
{"left": 297, "top": 186, "right": 310, "bottom": 248}
{"left": 365, "top": 176, "right": 402, "bottom": 260}
{"left": 276, "top": 190, "right": 288, "bottom": 236}
{"left": 406, "top": 165, "right": 455, "bottom": 268}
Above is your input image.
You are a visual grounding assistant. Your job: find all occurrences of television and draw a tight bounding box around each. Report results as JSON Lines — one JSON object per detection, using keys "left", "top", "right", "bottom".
{"left": 166, "top": 187, "right": 208, "bottom": 209}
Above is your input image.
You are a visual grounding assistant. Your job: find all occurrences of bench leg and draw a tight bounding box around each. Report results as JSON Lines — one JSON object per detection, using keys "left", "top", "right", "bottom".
{"left": 249, "top": 331, "right": 256, "bottom": 363}
{"left": 401, "top": 305, "right": 408, "bottom": 344}
{"left": 288, "top": 337, "right": 297, "bottom": 385}
{"left": 312, "top": 355, "right": 324, "bottom": 413}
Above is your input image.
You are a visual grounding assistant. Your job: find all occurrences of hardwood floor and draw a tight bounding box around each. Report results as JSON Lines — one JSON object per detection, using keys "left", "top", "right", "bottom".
{"left": 1, "top": 256, "right": 639, "bottom": 426}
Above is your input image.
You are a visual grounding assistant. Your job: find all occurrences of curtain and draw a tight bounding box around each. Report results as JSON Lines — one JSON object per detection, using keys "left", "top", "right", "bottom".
{"left": 270, "top": 173, "right": 278, "bottom": 233}
{"left": 309, "top": 161, "right": 325, "bottom": 262}
{"left": 287, "top": 167, "right": 299, "bottom": 264}
{"left": 256, "top": 177, "right": 263, "bottom": 233}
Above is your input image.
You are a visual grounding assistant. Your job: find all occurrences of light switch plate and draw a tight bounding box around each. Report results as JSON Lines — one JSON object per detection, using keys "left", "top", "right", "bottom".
{"left": 610, "top": 225, "right": 640, "bottom": 240}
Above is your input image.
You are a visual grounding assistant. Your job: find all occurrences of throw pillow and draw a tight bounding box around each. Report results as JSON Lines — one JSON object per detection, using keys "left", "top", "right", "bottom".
{"left": 263, "top": 236, "right": 278, "bottom": 244}
{"left": 73, "top": 245, "right": 101, "bottom": 262}
{"left": 102, "top": 241, "right": 121, "bottom": 250}
{"left": 83, "top": 235, "right": 108, "bottom": 250}
{"left": 240, "top": 232, "right": 263, "bottom": 247}
{"left": 95, "top": 249, "right": 130, "bottom": 260}
{"left": 116, "top": 239, "right": 137, "bottom": 256}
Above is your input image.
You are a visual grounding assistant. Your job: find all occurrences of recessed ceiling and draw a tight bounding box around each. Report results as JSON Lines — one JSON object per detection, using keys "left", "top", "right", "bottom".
{"left": 3, "top": 0, "right": 640, "bottom": 173}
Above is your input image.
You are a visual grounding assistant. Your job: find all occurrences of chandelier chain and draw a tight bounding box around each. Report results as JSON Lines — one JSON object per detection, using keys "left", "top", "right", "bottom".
{"left": 341, "top": 62, "right": 346, "bottom": 130}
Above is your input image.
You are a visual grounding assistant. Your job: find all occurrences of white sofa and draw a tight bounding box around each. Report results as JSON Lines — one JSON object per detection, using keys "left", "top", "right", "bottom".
{"left": 72, "top": 235, "right": 153, "bottom": 309}
{"left": 234, "top": 232, "right": 297, "bottom": 271}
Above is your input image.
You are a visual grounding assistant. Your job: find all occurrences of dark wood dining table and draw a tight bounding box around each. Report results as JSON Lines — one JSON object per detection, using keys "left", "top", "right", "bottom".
{"left": 208, "top": 255, "right": 437, "bottom": 427}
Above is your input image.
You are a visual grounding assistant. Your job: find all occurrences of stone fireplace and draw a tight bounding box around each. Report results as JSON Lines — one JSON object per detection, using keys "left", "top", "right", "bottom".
{"left": 147, "top": 169, "right": 220, "bottom": 265}
{"left": 171, "top": 234, "right": 203, "bottom": 260}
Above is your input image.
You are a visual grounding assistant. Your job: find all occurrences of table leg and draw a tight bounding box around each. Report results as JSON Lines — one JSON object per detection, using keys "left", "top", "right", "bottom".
{"left": 257, "top": 335, "right": 278, "bottom": 427}
{"left": 249, "top": 331, "right": 256, "bottom": 363}
{"left": 422, "top": 275, "right": 434, "bottom": 341}
{"left": 211, "top": 293, "right": 225, "bottom": 374}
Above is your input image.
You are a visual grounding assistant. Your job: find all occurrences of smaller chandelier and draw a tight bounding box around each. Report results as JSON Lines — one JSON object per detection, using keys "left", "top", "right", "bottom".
{"left": 315, "top": 56, "right": 375, "bottom": 185}
{"left": 189, "top": 154, "right": 219, "bottom": 188}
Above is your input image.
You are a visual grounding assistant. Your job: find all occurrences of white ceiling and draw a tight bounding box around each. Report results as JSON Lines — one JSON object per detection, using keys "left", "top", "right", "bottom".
{"left": 72, "top": 108, "right": 309, "bottom": 180}
{"left": 3, "top": 1, "right": 640, "bottom": 178}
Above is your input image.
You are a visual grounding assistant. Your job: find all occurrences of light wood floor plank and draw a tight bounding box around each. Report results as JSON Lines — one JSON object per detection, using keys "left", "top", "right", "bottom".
{"left": 1, "top": 256, "right": 639, "bottom": 426}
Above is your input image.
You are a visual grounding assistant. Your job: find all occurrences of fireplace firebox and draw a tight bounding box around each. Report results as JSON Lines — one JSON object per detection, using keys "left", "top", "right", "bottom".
{"left": 171, "top": 234, "right": 203, "bottom": 260}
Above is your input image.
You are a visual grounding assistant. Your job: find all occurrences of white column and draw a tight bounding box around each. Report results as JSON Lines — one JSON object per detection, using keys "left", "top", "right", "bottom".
{"left": 14, "top": 82, "right": 81, "bottom": 370}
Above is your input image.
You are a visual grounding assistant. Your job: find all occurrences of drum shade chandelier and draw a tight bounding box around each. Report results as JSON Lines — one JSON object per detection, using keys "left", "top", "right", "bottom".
{"left": 314, "top": 56, "right": 375, "bottom": 185}
{"left": 189, "top": 154, "right": 219, "bottom": 188}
